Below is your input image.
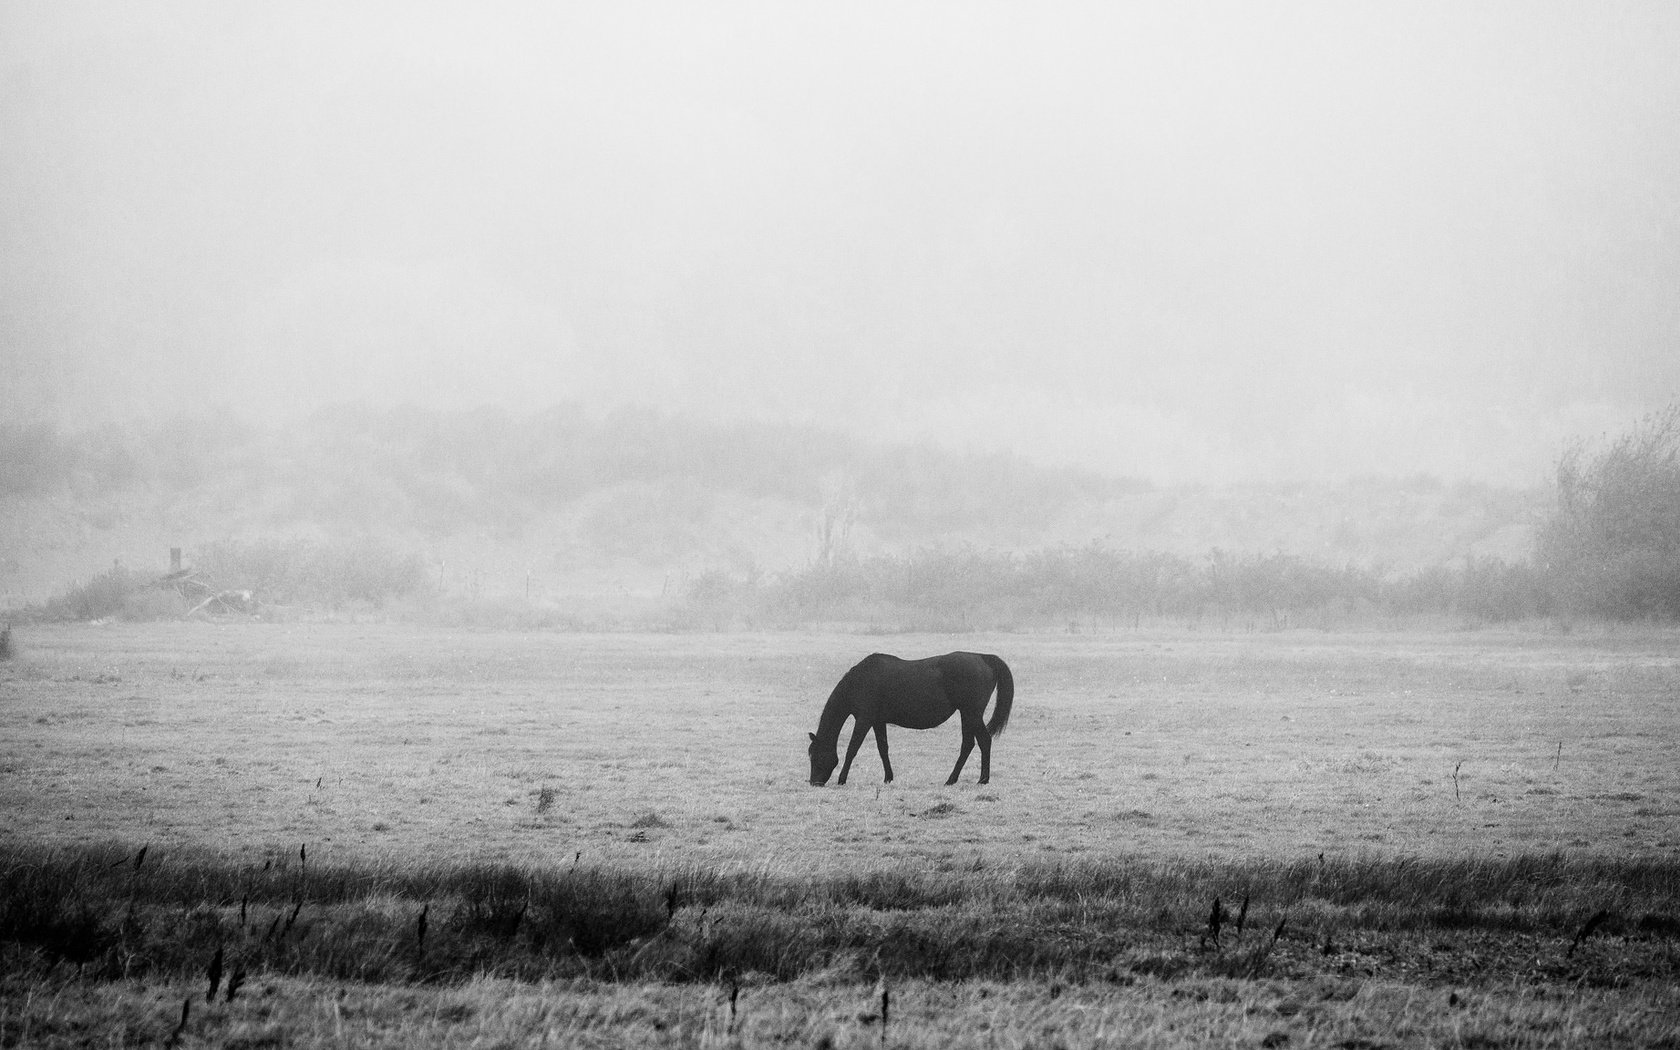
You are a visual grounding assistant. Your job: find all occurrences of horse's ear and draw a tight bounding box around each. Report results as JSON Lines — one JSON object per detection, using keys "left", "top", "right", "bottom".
{"left": 808, "top": 732, "right": 817, "bottom": 743}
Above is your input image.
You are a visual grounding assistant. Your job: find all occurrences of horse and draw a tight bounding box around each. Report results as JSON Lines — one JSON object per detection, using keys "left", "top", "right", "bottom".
{"left": 807, "top": 651, "right": 1013, "bottom": 786}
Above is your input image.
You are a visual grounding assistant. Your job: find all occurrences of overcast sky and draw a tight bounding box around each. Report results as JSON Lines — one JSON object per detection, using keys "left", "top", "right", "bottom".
{"left": 3, "top": 2, "right": 1677, "bottom": 484}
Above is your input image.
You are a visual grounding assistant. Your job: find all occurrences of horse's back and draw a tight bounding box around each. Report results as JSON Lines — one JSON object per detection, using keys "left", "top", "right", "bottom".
{"left": 853, "top": 651, "right": 944, "bottom": 692}
{"left": 843, "top": 651, "right": 1000, "bottom": 728}
{"left": 857, "top": 649, "right": 989, "bottom": 670}
{"left": 856, "top": 651, "right": 990, "bottom": 688}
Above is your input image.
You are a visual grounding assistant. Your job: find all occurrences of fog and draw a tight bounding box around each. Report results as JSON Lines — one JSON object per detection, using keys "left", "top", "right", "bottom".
{"left": 3, "top": 2, "right": 1677, "bottom": 484}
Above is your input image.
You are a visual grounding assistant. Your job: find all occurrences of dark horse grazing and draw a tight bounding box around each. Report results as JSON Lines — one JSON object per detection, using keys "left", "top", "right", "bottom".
{"left": 807, "top": 651, "right": 1013, "bottom": 786}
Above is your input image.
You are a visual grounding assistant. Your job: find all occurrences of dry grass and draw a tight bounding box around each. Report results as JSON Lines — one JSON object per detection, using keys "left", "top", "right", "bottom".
{"left": 4, "top": 971, "right": 1678, "bottom": 1049}
{"left": 5, "top": 841, "right": 1673, "bottom": 986}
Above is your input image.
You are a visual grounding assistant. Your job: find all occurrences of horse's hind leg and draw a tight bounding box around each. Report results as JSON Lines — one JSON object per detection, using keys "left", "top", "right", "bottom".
{"left": 873, "top": 724, "right": 893, "bottom": 783}
{"left": 974, "top": 724, "right": 993, "bottom": 784}
{"left": 838, "top": 720, "right": 871, "bottom": 785}
{"left": 946, "top": 727, "right": 976, "bottom": 785}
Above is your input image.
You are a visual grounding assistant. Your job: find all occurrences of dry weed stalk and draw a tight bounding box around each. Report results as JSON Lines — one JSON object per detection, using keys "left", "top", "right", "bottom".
{"left": 281, "top": 900, "right": 302, "bottom": 939}
{"left": 417, "top": 902, "right": 429, "bottom": 962}
{"left": 1568, "top": 908, "right": 1610, "bottom": 958}
{"left": 165, "top": 998, "right": 189, "bottom": 1048}
{"left": 206, "top": 944, "right": 223, "bottom": 1002}
{"left": 1238, "top": 916, "right": 1290, "bottom": 978}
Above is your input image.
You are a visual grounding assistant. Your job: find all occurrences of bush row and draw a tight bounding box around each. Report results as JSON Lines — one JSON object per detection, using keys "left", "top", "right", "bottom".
{"left": 15, "top": 543, "right": 1567, "bottom": 627}
{"left": 689, "top": 547, "right": 1555, "bottom": 628}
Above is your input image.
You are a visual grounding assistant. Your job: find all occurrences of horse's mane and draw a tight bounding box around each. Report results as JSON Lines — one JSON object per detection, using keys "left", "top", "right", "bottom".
{"left": 816, "top": 653, "right": 888, "bottom": 739}
{"left": 833, "top": 653, "right": 888, "bottom": 692}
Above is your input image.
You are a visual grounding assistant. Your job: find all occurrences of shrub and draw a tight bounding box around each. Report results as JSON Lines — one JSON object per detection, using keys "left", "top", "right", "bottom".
{"left": 1538, "top": 404, "right": 1680, "bottom": 619}
{"left": 192, "top": 539, "right": 429, "bottom": 609}
{"left": 25, "top": 565, "right": 152, "bottom": 622}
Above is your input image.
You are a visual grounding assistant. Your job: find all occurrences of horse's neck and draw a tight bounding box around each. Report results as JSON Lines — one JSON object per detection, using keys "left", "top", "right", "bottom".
{"left": 815, "top": 686, "right": 852, "bottom": 743}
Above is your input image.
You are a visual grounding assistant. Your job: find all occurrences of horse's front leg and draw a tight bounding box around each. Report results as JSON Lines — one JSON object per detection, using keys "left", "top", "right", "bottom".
{"left": 873, "top": 724, "right": 893, "bottom": 783}
{"left": 946, "top": 726, "right": 976, "bottom": 786}
{"left": 837, "top": 720, "right": 871, "bottom": 785}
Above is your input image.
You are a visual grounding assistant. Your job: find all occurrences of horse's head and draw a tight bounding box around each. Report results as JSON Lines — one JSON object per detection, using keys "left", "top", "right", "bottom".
{"left": 808, "top": 732, "right": 838, "bottom": 786}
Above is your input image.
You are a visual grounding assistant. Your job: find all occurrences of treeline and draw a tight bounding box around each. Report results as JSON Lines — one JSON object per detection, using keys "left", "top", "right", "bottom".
{"left": 0, "top": 405, "right": 1141, "bottom": 539}
{"left": 688, "top": 546, "right": 1553, "bottom": 628}
{"left": 691, "top": 403, "right": 1680, "bottom": 629}
{"left": 16, "top": 538, "right": 1554, "bottom": 628}
{"left": 10, "top": 402, "right": 1679, "bottom": 627}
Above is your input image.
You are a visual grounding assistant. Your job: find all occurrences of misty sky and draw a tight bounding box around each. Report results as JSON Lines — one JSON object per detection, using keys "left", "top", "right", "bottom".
{"left": 3, "top": 2, "right": 1678, "bottom": 484}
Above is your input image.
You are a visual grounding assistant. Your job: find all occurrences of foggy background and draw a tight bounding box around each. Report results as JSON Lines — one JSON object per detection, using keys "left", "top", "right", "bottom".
{"left": 3, "top": 1, "right": 1678, "bottom": 485}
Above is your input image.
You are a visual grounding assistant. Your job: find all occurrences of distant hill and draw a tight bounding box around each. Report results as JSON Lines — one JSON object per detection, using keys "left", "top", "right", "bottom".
{"left": 0, "top": 406, "right": 1546, "bottom": 608}
{"left": 1052, "top": 477, "right": 1544, "bottom": 570}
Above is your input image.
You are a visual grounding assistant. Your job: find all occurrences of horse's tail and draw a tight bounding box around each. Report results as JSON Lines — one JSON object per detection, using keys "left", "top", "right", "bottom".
{"left": 981, "top": 654, "right": 1013, "bottom": 737}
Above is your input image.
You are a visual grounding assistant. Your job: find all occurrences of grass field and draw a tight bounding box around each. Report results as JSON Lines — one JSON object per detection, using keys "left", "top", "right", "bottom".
{"left": 3, "top": 622, "right": 1679, "bottom": 1047}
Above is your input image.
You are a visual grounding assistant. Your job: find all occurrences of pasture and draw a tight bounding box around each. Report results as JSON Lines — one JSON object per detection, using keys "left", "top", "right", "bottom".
{"left": 3, "top": 623, "right": 1679, "bottom": 1047}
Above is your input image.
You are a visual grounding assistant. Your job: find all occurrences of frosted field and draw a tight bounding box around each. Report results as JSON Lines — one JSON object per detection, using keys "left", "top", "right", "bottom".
{"left": 4, "top": 623, "right": 1675, "bottom": 870}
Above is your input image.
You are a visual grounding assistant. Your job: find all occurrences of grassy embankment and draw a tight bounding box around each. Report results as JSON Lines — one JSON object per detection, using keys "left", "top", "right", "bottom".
{"left": 4, "top": 843, "right": 1679, "bottom": 1047}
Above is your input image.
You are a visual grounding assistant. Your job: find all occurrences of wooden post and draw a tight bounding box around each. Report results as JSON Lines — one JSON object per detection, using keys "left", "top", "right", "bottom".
{"left": 170, "top": 548, "right": 182, "bottom": 573}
